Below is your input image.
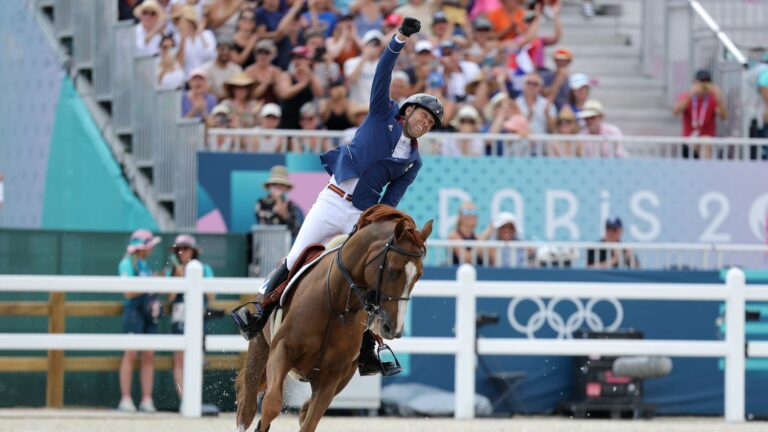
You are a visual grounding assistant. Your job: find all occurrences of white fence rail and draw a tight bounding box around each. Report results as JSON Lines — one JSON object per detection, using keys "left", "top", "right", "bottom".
{"left": 0, "top": 264, "right": 764, "bottom": 422}
{"left": 207, "top": 128, "right": 768, "bottom": 160}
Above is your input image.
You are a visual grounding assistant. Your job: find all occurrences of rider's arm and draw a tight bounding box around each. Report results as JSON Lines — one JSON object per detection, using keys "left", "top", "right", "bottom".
{"left": 368, "top": 34, "right": 408, "bottom": 119}
{"left": 380, "top": 160, "right": 420, "bottom": 208}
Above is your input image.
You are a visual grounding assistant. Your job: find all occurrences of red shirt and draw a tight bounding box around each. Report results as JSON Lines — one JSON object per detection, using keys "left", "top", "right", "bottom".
{"left": 679, "top": 91, "right": 718, "bottom": 137}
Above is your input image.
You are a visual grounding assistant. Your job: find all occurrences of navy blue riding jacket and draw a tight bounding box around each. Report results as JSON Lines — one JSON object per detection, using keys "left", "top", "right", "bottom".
{"left": 319, "top": 36, "right": 421, "bottom": 211}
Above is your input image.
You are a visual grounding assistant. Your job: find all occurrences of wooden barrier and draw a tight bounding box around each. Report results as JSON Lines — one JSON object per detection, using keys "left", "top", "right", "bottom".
{"left": 0, "top": 296, "right": 244, "bottom": 408}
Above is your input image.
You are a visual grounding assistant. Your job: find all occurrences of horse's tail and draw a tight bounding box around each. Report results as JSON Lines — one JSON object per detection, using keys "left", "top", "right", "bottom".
{"left": 235, "top": 331, "right": 269, "bottom": 431}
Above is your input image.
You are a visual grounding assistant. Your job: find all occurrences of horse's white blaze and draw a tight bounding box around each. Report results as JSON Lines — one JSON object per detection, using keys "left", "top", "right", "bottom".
{"left": 397, "top": 261, "right": 417, "bottom": 334}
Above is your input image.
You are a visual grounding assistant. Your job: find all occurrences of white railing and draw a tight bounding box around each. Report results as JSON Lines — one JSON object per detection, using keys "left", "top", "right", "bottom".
{"left": 1, "top": 265, "right": 766, "bottom": 422}
{"left": 206, "top": 128, "right": 768, "bottom": 160}
{"left": 425, "top": 239, "right": 768, "bottom": 270}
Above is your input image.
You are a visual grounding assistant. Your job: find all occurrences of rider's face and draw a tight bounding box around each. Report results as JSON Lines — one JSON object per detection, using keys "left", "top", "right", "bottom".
{"left": 404, "top": 106, "right": 435, "bottom": 138}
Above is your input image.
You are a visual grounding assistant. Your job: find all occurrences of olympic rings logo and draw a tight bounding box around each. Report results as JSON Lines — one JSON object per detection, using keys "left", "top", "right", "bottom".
{"left": 506, "top": 297, "right": 624, "bottom": 339}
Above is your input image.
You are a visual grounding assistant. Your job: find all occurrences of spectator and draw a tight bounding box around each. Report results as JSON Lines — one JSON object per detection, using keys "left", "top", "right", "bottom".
{"left": 568, "top": 73, "right": 591, "bottom": 117}
{"left": 444, "top": 105, "right": 485, "bottom": 156}
{"left": 527, "top": 1, "right": 562, "bottom": 71}
{"left": 393, "top": 0, "right": 435, "bottom": 35}
{"left": 301, "top": 0, "right": 338, "bottom": 38}
{"left": 207, "top": 104, "right": 239, "bottom": 151}
{"left": 321, "top": 78, "right": 354, "bottom": 131}
{"left": 541, "top": 47, "right": 573, "bottom": 110}
{"left": 203, "top": 0, "right": 244, "bottom": 44}
{"left": 134, "top": 0, "right": 166, "bottom": 57}
{"left": 344, "top": 30, "right": 384, "bottom": 106}
{"left": 516, "top": 72, "right": 556, "bottom": 137}
{"left": 487, "top": 212, "right": 529, "bottom": 267}
{"left": 230, "top": 9, "right": 259, "bottom": 68}
{"left": 156, "top": 34, "right": 186, "bottom": 90}
{"left": 174, "top": 6, "right": 217, "bottom": 76}
{"left": 466, "top": 17, "right": 501, "bottom": 72}
{"left": 488, "top": 0, "right": 527, "bottom": 41}
{"left": 448, "top": 201, "right": 491, "bottom": 266}
{"left": 351, "top": 0, "right": 384, "bottom": 37}
{"left": 307, "top": 31, "right": 342, "bottom": 94}
{"left": 326, "top": 13, "right": 361, "bottom": 69}
{"left": 294, "top": 102, "right": 331, "bottom": 152}
{"left": 673, "top": 69, "right": 727, "bottom": 159}
{"left": 587, "top": 216, "right": 640, "bottom": 269}
{"left": 438, "top": 40, "right": 480, "bottom": 102}
{"left": 165, "top": 234, "right": 215, "bottom": 412}
{"left": 120, "top": 0, "right": 143, "bottom": 21}
{"left": 404, "top": 40, "right": 437, "bottom": 94}
{"left": 381, "top": 13, "right": 403, "bottom": 41}
{"left": 256, "top": 0, "right": 294, "bottom": 70}
{"left": 464, "top": 70, "right": 500, "bottom": 113}
{"left": 582, "top": 0, "right": 597, "bottom": 18}
{"left": 390, "top": 71, "right": 411, "bottom": 105}
{"left": 430, "top": 11, "right": 467, "bottom": 48}
{"left": 342, "top": 103, "right": 369, "bottom": 144}
{"left": 248, "top": 103, "right": 287, "bottom": 152}
{"left": 469, "top": 0, "right": 502, "bottom": 20}
{"left": 255, "top": 165, "right": 305, "bottom": 238}
{"left": 181, "top": 68, "right": 217, "bottom": 120}
{"left": 440, "top": 0, "right": 470, "bottom": 30}
{"left": 202, "top": 42, "right": 243, "bottom": 100}
{"left": 277, "top": 46, "right": 324, "bottom": 130}
{"left": 578, "top": 99, "right": 627, "bottom": 158}
{"left": 220, "top": 71, "right": 259, "bottom": 128}
{"left": 485, "top": 92, "right": 530, "bottom": 154}
{"left": 547, "top": 105, "right": 581, "bottom": 157}
{"left": 117, "top": 229, "right": 162, "bottom": 413}
{"left": 245, "top": 39, "right": 282, "bottom": 104}
{"left": 425, "top": 70, "right": 458, "bottom": 128}
{"left": 746, "top": 52, "right": 768, "bottom": 159}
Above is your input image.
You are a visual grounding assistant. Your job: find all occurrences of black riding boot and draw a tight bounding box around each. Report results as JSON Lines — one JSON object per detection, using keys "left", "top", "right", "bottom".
{"left": 358, "top": 330, "right": 402, "bottom": 377}
{"left": 230, "top": 261, "right": 290, "bottom": 340}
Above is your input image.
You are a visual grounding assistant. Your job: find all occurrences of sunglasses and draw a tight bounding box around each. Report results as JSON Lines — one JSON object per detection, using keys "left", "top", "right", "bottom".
{"left": 142, "top": 11, "right": 157, "bottom": 17}
{"left": 460, "top": 208, "right": 478, "bottom": 216}
{"left": 256, "top": 49, "right": 272, "bottom": 55}
{"left": 558, "top": 119, "right": 574, "bottom": 124}
{"left": 459, "top": 118, "right": 476, "bottom": 124}
{"left": 299, "top": 116, "right": 315, "bottom": 121}
{"left": 161, "top": 44, "right": 174, "bottom": 49}
{"left": 175, "top": 246, "right": 193, "bottom": 251}
{"left": 525, "top": 81, "right": 542, "bottom": 87}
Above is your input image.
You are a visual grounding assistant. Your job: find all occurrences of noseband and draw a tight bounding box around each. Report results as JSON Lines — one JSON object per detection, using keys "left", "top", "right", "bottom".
{"left": 329, "top": 226, "right": 425, "bottom": 319}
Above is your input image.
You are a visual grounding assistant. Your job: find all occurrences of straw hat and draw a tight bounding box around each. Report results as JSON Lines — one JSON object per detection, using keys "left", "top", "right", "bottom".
{"left": 483, "top": 92, "right": 510, "bottom": 122}
{"left": 464, "top": 72, "right": 499, "bottom": 97}
{"left": 450, "top": 105, "right": 482, "bottom": 129}
{"left": 263, "top": 165, "right": 293, "bottom": 189}
{"left": 577, "top": 99, "right": 605, "bottom": 119}
{"left": 133, "top": 0, "right": 164, "bottom": 19}
{"left": 173, "top": 5, "right": 199, "bottom": 24}
{"left": 557, "top": 104, "right": 576, "bottom": 121}
{"left": 126, "top": 229, "right": 162, "bottom": 254}
{"left": 225, "top": 72, "right": 255, "bottom": 87}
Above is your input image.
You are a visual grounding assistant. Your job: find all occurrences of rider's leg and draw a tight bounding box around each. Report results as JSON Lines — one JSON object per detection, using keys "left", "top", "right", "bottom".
{"left": 232, "top": 188, "right": 348, "bottom": 339}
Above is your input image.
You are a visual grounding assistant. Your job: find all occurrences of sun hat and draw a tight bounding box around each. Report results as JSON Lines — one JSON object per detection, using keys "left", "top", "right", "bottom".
{"left": 569, "top": 73, "right": 591, "bottom": 89}
{"left": 450, "top": 105, "right": 482, "bottom": 128}
{"left": 172, "top": 234, "right": 201, "bottom": 251}
{"left": 134, "top": 0, "right": 164, "bottom": 19}
{"left": 577, "top": 99, "right": 605, "bottom": 119}
{"left": 126, "top": 229, "right": 161, "bottom": 254}
{"left": 493, "top": 212, "right": 518, "bottom": 229}
{"left": 263, "top": 165, "right": 293, "bottom": 189}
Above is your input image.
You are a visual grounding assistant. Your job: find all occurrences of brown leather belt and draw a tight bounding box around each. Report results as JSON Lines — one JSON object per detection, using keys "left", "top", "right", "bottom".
{"left": 326, "top": 183, "right": 353, "bottom": 202}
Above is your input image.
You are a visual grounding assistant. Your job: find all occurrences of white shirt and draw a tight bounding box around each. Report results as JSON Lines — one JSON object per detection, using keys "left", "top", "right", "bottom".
{"left": 516, "top": 95, "right": 556, "bottom": 135}
{"left": 202, "top": 60, "right": 243, "bottom": 98}
{"left": 343, "top": 56, "right": 378, "bottom": 106}
{"left": 175, "top": 30, "right": 217, "bottom": 77}
{"left": 135, "top": 24, "right": 162, "bottom": 57}
{"left": 155, "top": 57, "right": 186, "bottom": 90}
{"left": 444, "top": 61, "right": 481, "bottom": 102}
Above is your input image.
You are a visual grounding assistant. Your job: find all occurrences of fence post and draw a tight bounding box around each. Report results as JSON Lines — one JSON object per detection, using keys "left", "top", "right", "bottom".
{"left": 46, "top": 292, "right": 65, "bottom": 408}
{"left": 455, "top": 264, "right": 476, "bottom": 419}
{"left": 724, "top": 267, "right": 745, "bottom": 422}
{"left": 182, "top": 260, "right": 204, "bottom": 417}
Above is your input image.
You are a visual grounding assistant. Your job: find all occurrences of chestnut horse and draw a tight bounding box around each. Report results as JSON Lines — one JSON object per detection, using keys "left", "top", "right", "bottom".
{"left": 235, "top": 205, "right": 433, "bottom": 432}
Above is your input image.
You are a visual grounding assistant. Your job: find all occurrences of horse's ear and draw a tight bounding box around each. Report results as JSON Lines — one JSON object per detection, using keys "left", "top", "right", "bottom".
{"left": 421, "top": 220, "right": 434, "bottom": 239}
{"left": 394, "top": 219, "right": 407, "bottom": 239}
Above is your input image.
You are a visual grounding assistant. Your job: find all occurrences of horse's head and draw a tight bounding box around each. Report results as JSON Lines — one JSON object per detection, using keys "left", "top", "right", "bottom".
{"left": 364, "top": 217, "right": 433, "bottom": 339}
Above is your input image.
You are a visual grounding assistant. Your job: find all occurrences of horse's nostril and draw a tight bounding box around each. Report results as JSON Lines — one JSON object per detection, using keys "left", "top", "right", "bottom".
{"left": 383, "top": 323, "right": 392, "bottom": 334}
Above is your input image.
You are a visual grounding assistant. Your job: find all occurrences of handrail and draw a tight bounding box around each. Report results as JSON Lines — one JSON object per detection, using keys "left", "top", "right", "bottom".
{"left": 688, "top": 0, "right": 748, "bottom": 67}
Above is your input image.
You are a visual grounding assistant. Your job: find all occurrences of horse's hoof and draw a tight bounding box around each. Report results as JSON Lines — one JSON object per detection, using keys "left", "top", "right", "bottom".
{"left": 256, "top": 420, "right": 270, "bottom": 432}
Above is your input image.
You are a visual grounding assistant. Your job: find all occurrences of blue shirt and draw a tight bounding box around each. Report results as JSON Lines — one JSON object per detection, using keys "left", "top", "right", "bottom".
{"left": 181, "top": 92, "right": 217, "bottom": 118}
{"left": 320, "top": 36, "right": 422, "bottom": 210}
{"left": 301, "top": 11, "right": 338, "bottom": 37}
{"left": 118, "top": 256, "right": 151, "bottom": 277}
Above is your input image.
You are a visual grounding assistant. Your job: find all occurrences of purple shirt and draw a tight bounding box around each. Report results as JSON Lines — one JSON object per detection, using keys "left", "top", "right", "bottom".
{"left": 181, "top": 92, "right": 217, "bottom": 118}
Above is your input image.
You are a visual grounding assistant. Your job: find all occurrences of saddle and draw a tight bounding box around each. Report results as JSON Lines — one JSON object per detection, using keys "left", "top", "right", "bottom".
{"left": 260, "top": 243, "right": 326, "bottom": 310}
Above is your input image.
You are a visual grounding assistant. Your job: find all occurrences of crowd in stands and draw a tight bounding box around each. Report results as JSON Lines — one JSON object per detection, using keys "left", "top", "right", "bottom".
{"left": 121, "top": 0, "right": 647, "bottom": 156}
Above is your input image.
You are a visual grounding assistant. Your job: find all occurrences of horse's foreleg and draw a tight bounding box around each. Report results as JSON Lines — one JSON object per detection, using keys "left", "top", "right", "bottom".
{"left": 298, "top": 364, "right": 357, "bottom": 432}
{"left": 258, "top": 343, "right": 293, "bottom": 432}
{"left": 235, "top": 333, "right": 269, "bottom": 432}
{"left": 298, "top": 399, "right": 310, "bottom": 426}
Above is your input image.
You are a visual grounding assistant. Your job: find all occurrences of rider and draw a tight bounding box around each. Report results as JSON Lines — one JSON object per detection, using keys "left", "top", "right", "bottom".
{"left": 231, "top": 16, "right": 443, "bottom": 376}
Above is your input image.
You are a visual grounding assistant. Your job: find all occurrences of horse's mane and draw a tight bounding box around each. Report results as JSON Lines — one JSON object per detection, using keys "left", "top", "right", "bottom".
{"left": 355, "top": 204, "right": 425, "bottom": 246}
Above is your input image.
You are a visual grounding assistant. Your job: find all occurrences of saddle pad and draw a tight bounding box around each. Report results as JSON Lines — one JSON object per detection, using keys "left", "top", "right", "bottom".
{"left": 279, "top": 244, "right": 341, "bottom": 307}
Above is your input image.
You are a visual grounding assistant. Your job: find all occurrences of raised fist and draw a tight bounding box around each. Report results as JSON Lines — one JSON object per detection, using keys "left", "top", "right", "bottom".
{"left": 399, "top": 17, "right": 421, "bottom": 37}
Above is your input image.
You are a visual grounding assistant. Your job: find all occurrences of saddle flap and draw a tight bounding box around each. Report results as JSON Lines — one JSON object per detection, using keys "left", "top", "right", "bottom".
{"left": 279, "top": 244, "right": 342, "bottom": 307}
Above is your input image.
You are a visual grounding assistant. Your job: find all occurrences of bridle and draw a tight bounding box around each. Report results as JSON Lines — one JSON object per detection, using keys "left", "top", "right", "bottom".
{"left": 327, "top": 225, "right": 425, "bottom": 320}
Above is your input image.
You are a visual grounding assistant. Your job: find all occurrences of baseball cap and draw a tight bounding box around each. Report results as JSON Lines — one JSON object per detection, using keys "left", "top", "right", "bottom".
{"left": 211, "top": 103, "right": 231, "bottom": 117}
{"left": 439, "top": 39, "right": 457, "bottom": 54}
{"left": 695, "top": 69, "right": 712, "bottom": 82}
{"left": 260, "top": 103, "right": 282, "bottom": 118}
{"left": 473, "top": 16, "right": 492, "bottom": 30}
{"left": 415, "top": 40, "right": 434, "bottom": 54}
{"left": 493, "top": 212, "right": 518, "bottom": 229}
{"left": 392, "top": 71, "right": 410, "bottom": 84}
{"left": 605, "top": 216, "right": 623, "bottom": 229}
{"left": 188, "top": 67, "right": 208, "bottom": 80}
{"left": 362, "top": 29, "right": 384, "bottom": 45}
{"left": 384, "top": 14, "right": 403, "bottom": 27}
{"left": 290, "top": 45, "right": 310, "bottom": 59}
{"left": 577, "top": 99, "right": 604, "bottom": 119}
{"left": 553, "top": 48, "right": 573, "bottom": 61}
{"left": 432, "top": 11, "right": 448, "bottom": 24}
{"left": 569, "top": 73, "right": 591, "bottom": 89}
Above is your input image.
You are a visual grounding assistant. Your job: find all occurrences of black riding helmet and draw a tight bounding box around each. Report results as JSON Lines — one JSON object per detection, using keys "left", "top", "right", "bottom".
{"left": 399, "top": 93, "right": 444, "bottom": 130}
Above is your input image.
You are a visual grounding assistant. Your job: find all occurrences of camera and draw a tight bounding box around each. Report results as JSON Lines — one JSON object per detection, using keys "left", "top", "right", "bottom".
{"left": 476, "top": 312, "right": 500, "bottom": 327}
{"left": 313, "top": 46, "right": 326, "bottom": 62}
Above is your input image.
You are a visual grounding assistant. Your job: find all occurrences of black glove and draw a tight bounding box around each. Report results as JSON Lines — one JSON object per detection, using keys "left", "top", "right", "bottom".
{"left": 398, "top": 17, "right": 421, "bottom": 37}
